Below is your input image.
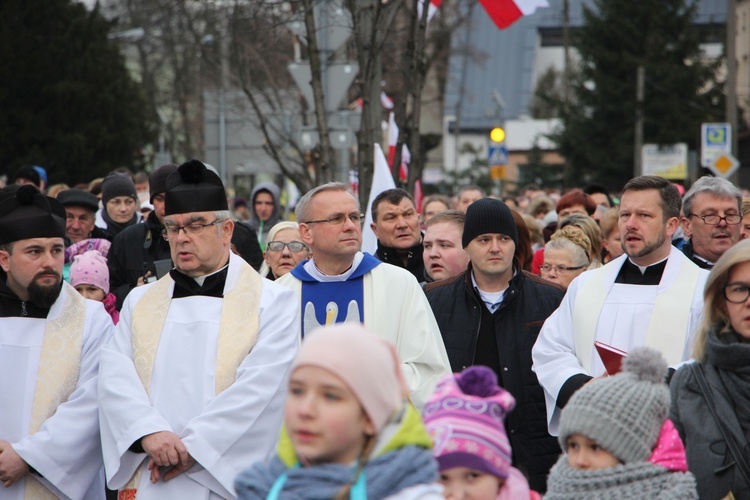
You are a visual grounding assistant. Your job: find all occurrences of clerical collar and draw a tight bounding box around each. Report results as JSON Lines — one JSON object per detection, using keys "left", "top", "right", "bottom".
{"left": 304, "top": 252, "right": 364, "bottom": 282}
{"left": 170, "top": 262, "right": 229, "bottom": 298}
{"left": 614, "top": 256, "right": 668, "bottom": 285}
{"left": 692, "top": 253, "right": 713, "bottom": 267}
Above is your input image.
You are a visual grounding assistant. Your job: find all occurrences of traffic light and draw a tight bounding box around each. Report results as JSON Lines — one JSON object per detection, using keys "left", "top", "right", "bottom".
{"left": 490, "top": 127, "right": 506, "bottom": 143}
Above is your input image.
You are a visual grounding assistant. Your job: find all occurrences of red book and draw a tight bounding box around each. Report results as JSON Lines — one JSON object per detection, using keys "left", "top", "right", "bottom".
{"left": 594, "top": 341, "right": 628, "bottom": 375}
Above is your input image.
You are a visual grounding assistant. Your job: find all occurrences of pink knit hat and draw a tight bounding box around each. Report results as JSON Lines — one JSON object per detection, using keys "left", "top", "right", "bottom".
{"left": 70, "top": 250, "right": 110, "bottom": 294}
{"left": 423, "top": 366, "right": 516, "bottom": 479}
{"left": 292, "top": 323, "right": 407, "bottom": 433}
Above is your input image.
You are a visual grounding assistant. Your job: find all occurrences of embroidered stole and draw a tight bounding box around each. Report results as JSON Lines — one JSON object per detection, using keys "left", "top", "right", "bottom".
{"left": 25, "top": 284, "right": 86, "bottom": 499}
{"left": 573, "top": 254, "right": 702, "bottom": 372}
{"left": 119, "top": 260, "right": 262, "bottom": 498}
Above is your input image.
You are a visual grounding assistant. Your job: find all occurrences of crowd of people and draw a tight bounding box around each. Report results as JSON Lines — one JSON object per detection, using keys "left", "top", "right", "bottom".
{"left": 2, "top": 160, "right": 750, "bottom": 499}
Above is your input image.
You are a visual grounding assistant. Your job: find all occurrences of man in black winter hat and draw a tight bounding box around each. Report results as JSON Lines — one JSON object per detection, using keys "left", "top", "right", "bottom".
{"left": 57, "top": 189, "right": 109, "bottom": 243}
{"left": 425, "top": 197, "right": 565, "bottom": 493}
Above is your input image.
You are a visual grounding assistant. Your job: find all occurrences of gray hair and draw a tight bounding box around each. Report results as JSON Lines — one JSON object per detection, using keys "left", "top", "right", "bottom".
{"left": 295, "top": 182, "right": 359, "bottom": 222}
{"left": 682, "top": 176, "right": 742, "bottom": 217}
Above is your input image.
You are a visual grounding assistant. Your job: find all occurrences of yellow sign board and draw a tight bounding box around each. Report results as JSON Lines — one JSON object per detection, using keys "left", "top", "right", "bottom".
{"left": 490, "top": 164, "right": 506, "bottom": 180}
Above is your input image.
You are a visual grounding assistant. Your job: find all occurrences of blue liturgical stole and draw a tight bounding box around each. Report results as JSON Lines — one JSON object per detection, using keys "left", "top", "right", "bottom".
{"left": 291, "top": 253, "right": 381, "bottom": 337}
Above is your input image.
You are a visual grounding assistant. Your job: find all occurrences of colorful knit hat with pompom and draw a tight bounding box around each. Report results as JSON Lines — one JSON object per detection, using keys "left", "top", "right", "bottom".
{"left": 423, "top": 366, "right": 516, "bottom": 479}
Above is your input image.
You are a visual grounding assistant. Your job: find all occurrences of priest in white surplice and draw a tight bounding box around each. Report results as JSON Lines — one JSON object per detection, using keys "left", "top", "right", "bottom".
{"left": 533, "top": 176, "right": 709, "bottom": 435}
{"left": 0, "top": 185, "right": 112, "bottom": 499}
{"left": 98, "top": 161, "right": 299, "bottom": 499}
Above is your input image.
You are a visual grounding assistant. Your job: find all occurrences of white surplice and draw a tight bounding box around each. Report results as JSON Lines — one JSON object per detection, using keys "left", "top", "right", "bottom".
{"left": 532, "top": 247, "right": 708, "bottom": 435}
{"left": 0, "top": 283, "right": 112, "bottom": 500}
{"left": 98, "top": 253, "right": 299, "bottom": 499}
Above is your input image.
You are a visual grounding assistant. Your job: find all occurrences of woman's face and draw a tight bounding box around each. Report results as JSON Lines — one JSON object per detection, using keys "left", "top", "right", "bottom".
{"left": 541, "top": 247, "right": 586, "bottom": 289}
{"left": 725, "top": 261, "right": 750, "bottom": 340}
{"left": 106, "top": 196, "right": 137, "bottom": 223}
{"left": 603, "top": 228, "right": 623, "bottom": 261}
{"left": 264, "top": 228, "right": 309, "bottom": 278}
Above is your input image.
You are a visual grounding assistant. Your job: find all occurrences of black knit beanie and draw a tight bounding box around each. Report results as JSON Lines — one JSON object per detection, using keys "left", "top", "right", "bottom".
{"left": 101, "top": 173, "right": 137, "bottom": 205}
{"left": 462, "top": 198, "right": 518, "bottom": 248}
{"left": 149, "top": 163, "right": 179, "bottom": 202}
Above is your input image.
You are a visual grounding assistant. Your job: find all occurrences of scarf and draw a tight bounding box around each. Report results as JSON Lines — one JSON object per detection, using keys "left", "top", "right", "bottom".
{"left": 235, "top": 445, "right": 437, "bottom": 499}
{"left": 544, "top": 456, "right": 697, "bottom": 499}
{"left": 101, "top": 209, "right": 138, "bottom": 237}
{"left": 704, "top": 323, "right": 750, "bottom": 436}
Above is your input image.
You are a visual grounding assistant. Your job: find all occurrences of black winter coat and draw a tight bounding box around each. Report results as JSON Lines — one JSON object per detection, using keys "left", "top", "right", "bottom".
{"left": 425, "top": 267, "right": 565, "bottom": 492}
{"left": 108, "top": 211, "right": 172, "bottom": 310}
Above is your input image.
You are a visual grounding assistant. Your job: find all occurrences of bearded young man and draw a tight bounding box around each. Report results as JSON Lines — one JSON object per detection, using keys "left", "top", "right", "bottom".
{"left": 0, "top": 185, "right": 112, "bottom": 499}
{"left": 532, "top": 175, "right": 709, "bottom": 435}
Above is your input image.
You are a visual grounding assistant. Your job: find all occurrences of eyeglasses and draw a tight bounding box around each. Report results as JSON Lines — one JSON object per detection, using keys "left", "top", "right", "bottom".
{"left": 688, "top": 213, "right": 742, "bottom": 225}
{"left": 162, "top": 219, "right": 223, "bottom": 238}
{"left": 540, "top": 264, "right": 586, "bottom": 274}
{"left": 267, "top": 241, "right": 306, "bottom": 252}
{"left": 303, "top": 213, "right": 365, "bottom": 226}
{"left": 723, "top": 283, "right": 750, "bottom": 304}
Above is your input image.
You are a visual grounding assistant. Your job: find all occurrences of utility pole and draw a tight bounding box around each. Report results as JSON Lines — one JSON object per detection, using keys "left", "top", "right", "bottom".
{"left": 726, "top": 0, "right": 739, "bottom": 184}
{"left": 634, "top": 65, "right": 645, "bottom": 178}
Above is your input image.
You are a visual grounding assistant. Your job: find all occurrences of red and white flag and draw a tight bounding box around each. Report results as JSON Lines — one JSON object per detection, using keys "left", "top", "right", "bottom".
{"left": 362, "top": 144, "right": 397, "bottom": 254}
{"left": 413, "top": 179, "right": 424, "bottom": 215}
{"left": 387, "top": 112, "right": 410, "bottom": 183}
{"left": 417, "top": 0, "right": 442, "bottom": 24}
{"left": 478, "top": 0, "right": 549, "bottom": 29}
{"left": 419, "top": 0, "right": 548, "bottom": 29}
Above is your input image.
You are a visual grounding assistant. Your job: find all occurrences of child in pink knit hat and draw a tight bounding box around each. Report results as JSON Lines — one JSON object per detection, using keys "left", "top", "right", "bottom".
{"left": 70, "top": 249, "right": 119, "bottom": 324}
{"left": 235, "top": 323, "right": 443, "bottom": 499}
{"left": 423, "top": 366, "right": 540, "bottom": 500}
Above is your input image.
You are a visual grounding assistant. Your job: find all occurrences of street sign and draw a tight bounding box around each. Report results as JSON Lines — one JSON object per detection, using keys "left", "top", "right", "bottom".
{"left": 707, "top": 153, "right": 740, "bottom": 178}
{"left": 289, "top": 62, "right": 359, "bottom": 113}
{"left": 641, "top": 143, "right": 687, "bottom": 180}
{"left": 490, "top": 165, "right": 506, "bottom": 180}
{"left": 701, "top": 123, "right": 731, "bottom": 168}
{"left": 488, "top": 144, "right": 508, "bottom": 166}
{"left": 287, "top": 0, "right": 353, "bottom": 53}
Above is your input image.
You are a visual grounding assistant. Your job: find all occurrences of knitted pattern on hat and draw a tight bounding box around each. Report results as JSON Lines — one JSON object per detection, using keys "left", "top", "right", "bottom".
{"left": 558, "top": 347, "right": 669, "bottom": 464}
{"left": 101, "top": 173, "right": 137, "bottom": 205}
{"left": 423, "top": 366, "right": 515, "bottom": 479}
{"left": 462, "top": 198, "right": 518, "bottom": 248}
{"left": 70, "top": 250, "right": 110, "bottom": 294}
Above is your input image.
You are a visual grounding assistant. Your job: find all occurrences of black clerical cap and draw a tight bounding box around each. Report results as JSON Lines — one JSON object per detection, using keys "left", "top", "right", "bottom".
{"left": 0, "top": 185, "right": 66, "bottom": 244}
{"left": 164, "top": 160, "right": 228, "bottom": 216}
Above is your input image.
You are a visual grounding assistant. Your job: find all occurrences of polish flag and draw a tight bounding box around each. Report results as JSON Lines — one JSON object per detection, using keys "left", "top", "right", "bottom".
{"left": 387, "top": 112, "right": 410, "bottom": 183}
{"left": 417, "top": 0, "right": 442, "bottom": 24}
{"left": 414, "top": 179, "right": 424, "bottom": 215}
{"left": 478, "top": 0, "right": 549, "bottom": 30}
{"left": 362, "top": 144, "right": 397, "bottom": 255}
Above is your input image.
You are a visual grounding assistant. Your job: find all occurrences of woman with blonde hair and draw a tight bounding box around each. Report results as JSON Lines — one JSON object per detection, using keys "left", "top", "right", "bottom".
{"left": 258, "top": 221, "right": 310, "bottom": 280}
{"left": 558, "top": 214, "right": 602, "bottom": 268}
{"left": 541, "top": 226, "right": 591, "bottom": 289}
{"left": 670, "top": 239, "right": 750, "bottom": 498}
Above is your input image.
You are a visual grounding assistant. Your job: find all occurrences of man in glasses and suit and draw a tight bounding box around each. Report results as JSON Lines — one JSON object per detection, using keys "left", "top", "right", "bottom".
{"left": 98, "top": 160, "right": 299, "bottom": 499}
{"left": 277, "top": 182, "right": 450, "bottom": 409}
{"left": 679, "top": 175, "right": 742, "bottom": 269}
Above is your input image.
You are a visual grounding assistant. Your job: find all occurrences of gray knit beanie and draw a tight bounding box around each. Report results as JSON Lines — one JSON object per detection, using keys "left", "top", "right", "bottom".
{"left": 462, "top": 198, "right": 518, "bottom": 248}
{"left": 558, "top": 347, "right": 669, "bottom": 464}
{"left": 101, "top": 173, "right": 137, "bottom": 205}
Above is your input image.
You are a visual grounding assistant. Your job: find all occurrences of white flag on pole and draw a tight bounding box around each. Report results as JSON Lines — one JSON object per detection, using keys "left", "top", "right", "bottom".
{"left": 361, "top": 143, "right": 396, "bottom": 255}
